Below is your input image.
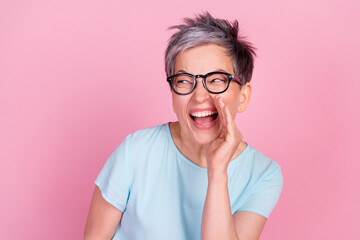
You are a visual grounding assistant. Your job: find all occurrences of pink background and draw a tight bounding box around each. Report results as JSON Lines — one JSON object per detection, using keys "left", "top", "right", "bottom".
{"left": 1, "top": 0, "right": 359, "bottom": 239}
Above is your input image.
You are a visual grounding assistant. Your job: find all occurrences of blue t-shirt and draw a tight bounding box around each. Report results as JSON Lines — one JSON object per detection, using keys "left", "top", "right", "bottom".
{"left": 95, "top": 123, "right": 283, "bottom": 240}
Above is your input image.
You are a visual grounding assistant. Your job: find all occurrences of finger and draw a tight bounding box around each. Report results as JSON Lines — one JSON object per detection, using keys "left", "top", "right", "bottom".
{"left": 223, "top": 103, "right": 233, "bottom": 130}
{"left": 219, "top": 97, "right": 234, "bottom": 142}
{"left": 223, "top": 104, "right": 234, "bottom": 139}
{"left": 223, "top": 104, "right": 243, "bottom": 142}
{"left": 216, "top": 97, "right": 231, "bottom": 127}
{"left": 216, "top": 96, "right": 227, "bottom": 129}
{"left": 213, "top": 96, "right": 224, "bottom": 123}
{"left": 221, "top": 98, "right": 240, "bottom": 141}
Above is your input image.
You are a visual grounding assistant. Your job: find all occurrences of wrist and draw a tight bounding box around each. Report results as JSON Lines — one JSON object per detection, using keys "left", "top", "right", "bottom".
{"left": 207, "top": 169, "right": 228, "bottom": 183}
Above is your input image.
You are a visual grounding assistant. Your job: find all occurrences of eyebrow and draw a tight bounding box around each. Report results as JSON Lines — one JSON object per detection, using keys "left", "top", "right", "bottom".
{"left": 176, "top": 69, "right": 188, "bottom": 74}
{"left": 175, "top": 69, "right": 230, "bottom": 74}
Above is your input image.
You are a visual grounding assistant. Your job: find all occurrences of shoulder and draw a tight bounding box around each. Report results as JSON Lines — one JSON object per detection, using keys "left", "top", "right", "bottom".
{"left": 126, "top": 123, "right": 169, "bottom": 145}
{"left": 232, "top": 144, "right": 283, "bottom": 185}
{"left": 108, "top": 123, "right": 170, "bottom": 175}
{"left": 110, "top": 123, "right": 168, "bottom": 157}
{"left": 118, "top": 123, "right": 171, "bottom": 159}
{"left": 247, "top": 145, "right": 281, "bottom": 173}
{"left": 230, "top": 145, "right": 283, "bottom": 217}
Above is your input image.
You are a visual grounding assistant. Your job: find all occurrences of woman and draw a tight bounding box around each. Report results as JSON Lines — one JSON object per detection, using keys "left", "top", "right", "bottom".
{"left": 85, "top": 12, "right": 283, "bottom": 240}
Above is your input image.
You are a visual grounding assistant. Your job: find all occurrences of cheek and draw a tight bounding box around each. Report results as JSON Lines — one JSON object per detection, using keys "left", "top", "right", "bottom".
{"left": 172, "top": 94, "right": 188, "bottom": 116}
{"left": 171, "top": 94, "right": 177, "bottom": 113}
{"left": 223, "top": 93, "right": 241, "bottom": 116}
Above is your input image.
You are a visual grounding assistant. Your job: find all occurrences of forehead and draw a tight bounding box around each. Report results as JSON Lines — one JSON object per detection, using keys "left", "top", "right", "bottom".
{"left": 174, "top": 44, "right": 234, "bottom": 75}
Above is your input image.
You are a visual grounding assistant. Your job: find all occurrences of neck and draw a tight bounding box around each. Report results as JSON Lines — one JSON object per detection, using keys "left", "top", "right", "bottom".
{"left": 169, "top": 121, "right": 246, "bottom": 169}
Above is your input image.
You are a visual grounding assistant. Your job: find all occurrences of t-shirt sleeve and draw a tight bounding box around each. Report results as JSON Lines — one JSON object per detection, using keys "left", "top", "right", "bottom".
{"left": 94, "top": 136, "right": 131, "bottom": 212}
{"left": 237, "top": 165, "right": 283, "bottom": 219}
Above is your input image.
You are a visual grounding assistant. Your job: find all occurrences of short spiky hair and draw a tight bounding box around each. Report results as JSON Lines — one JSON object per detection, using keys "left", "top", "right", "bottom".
{"left": 165, "top": 12, "right": 256, "bottom": 85}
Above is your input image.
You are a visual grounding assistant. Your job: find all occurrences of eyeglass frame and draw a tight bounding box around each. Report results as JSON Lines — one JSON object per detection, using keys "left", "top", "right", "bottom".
{"left": 167, "top": 71, "right": 242, "bottom": 95}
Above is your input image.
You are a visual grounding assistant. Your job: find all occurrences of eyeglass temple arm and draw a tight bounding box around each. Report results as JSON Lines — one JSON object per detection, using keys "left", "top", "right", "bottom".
{"left": 232, "top": 75, "right": 243, "bottom": 85}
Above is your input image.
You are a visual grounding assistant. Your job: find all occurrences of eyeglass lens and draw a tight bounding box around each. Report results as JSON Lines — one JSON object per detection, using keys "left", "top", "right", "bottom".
{"left": 172, "top": 73, "right": 229, "bottom": 94}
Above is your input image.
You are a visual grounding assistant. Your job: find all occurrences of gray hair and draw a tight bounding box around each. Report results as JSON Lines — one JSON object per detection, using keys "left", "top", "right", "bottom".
{"left": 165, "top": 12, "right": 256, "bottom": 85}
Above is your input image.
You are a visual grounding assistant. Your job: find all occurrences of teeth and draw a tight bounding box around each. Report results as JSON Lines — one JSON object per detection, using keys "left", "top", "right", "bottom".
{"left": 201, "top": 119, "right": 216, "bottom": 126}
{"left": 190, "top": 111, "right": 217, "bottom": 118}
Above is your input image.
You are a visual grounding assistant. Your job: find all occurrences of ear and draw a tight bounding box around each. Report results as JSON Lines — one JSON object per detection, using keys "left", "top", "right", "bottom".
{"left": 237, "top": 82, "right": 252, "bottom": 113}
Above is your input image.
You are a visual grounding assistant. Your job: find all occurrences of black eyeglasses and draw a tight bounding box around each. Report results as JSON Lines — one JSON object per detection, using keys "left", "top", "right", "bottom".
{"left": 167, "top": 71, "right": 242, "bottom": 95}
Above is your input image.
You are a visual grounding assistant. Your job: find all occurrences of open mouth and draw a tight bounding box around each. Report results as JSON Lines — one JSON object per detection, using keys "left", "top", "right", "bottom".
{"left": 189, "top": 110, "right": 219, "bottom": 127}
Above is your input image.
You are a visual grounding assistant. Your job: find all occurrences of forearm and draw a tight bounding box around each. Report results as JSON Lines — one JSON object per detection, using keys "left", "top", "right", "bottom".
{"left": 201, "top": 170, "right": 238, "bottom": 240}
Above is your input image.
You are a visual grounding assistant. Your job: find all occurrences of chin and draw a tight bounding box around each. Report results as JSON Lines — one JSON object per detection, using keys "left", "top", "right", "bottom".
{"left": 188, "top": 123, "right": 221, "bottom": 145}
{"left": 177, "top": 111, "right": 221, "bottom": 145}
{"left": 193, "top": 135, "right": 217, "bottom": 145}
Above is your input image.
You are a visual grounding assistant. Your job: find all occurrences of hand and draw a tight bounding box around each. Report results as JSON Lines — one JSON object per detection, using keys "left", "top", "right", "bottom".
{"left": 206, "top": 96, "right": 243, "bottom": 174}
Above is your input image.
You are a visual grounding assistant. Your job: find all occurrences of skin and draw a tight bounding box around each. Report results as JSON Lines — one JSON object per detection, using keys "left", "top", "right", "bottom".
{"left": 84, "top": 186, "right": 122, "bottom": 239}
{"left": 171, "top": 44, "right": 266, "bottom": 240}
{"left": 84, "top": 44, "right": 266, "bottom": 239}
{"left": 170, "top": 44, "right": 246, "bottom": 168}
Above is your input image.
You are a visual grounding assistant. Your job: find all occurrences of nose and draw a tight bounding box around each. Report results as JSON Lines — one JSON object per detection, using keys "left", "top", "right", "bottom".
{"left": 192, "top": 77, "right": 210, "bottom": 103}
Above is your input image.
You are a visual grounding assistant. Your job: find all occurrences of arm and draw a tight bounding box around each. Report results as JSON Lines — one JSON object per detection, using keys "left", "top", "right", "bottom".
{"left": 201, "top": 97, "right": 266, "bottom": 240}
{"left": 201, "top": 170, "right": 237, "bottom": 240}
{"left": 233, "top": 211, "right": 266, "bottom": 240}
{"left": 201, "top": 170, "right": 266, "bottom": 240}
{"left": 84, "top": 186, "right": 123, "bottom": 240}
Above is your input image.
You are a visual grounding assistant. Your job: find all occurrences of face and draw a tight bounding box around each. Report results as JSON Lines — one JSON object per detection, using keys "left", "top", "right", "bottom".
{"left": 171, "top": 44, "right": 245, "bottom": 145}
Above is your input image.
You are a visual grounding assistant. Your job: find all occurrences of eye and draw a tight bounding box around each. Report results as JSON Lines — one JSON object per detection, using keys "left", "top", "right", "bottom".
{"left": 208, "top": 78, "right": 228, "bottom": 86}
{"left": 210, "top": 78, "right": 226, "bottom": 83}
{"left": 174, "top": 75, "right": 194, "bottom": 86}
{"left": 177, "top": 79, "right": 192, "bottom": 84}
{"left": 207, "top": 73, "right": 229, "bottom": 85}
